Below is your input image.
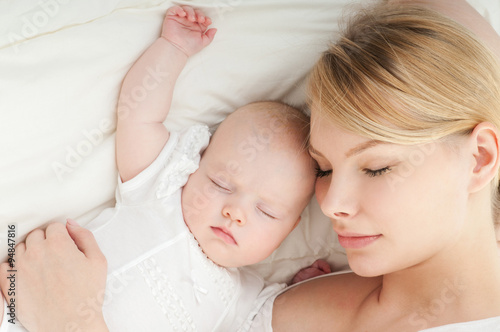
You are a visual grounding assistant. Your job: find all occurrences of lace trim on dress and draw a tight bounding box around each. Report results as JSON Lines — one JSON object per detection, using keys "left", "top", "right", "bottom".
{"left": 156, "top": 125, "right": 210, "bottom": 198}
{"left": 185, "top": 230, "right": 237, "bottom": 307}
{"left": 137, "top": 257, "right": 197, "bottom": 331}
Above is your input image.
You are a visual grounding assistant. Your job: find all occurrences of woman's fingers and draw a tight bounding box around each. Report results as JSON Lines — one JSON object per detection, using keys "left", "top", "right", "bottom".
{"left": 66, "top": 220, "right": 106, "bottom": 263}
{"left": 0, "top": 221, "right": 108, "bottom": 330}
{"left": 24, "top": 228, "right": 45, "bottom": 248}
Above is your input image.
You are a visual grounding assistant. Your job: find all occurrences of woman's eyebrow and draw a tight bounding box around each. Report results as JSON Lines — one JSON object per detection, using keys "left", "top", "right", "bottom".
{"left": 346, "top": 140, "right": 386, "bottom": 158}
{"left": 309, "top": 140, "right": 387, "bottom": 159}
{"left": 308, "top": 145, "right": 324, "bottom": 157}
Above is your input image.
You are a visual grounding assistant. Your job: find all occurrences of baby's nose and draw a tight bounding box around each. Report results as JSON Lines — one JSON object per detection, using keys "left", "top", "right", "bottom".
{"left": 222, "top": 205, "right": 246, "bottom": 225}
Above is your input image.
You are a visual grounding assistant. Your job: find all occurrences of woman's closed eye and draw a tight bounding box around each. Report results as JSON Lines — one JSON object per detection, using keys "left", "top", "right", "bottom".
{"left": 363, "top": 166, "right": 391, "bottom": 177}
{"left": 315, "top": 167, "right": 332, "bottom": 178}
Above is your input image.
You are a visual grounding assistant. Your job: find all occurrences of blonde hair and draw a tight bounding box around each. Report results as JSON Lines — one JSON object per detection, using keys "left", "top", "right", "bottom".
{"left": 308, "top": 4, "right": 500, "bottom": 219}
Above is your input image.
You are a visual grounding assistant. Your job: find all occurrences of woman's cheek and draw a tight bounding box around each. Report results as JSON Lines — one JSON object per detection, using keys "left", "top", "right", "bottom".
{"left": 314, "top": 177, "right": 329, "bottom": 206}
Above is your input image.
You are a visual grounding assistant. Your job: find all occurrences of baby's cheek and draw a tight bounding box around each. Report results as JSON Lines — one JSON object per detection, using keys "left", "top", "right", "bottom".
{"left": 251, "top": 233, "right": 280, "bottom": 260}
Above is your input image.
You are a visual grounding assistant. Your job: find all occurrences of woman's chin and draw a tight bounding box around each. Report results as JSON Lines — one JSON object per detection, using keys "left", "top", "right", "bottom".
{"left": 351, "top": 267, "right": 383, "bottom": 278}
{"left": 347, "top": 256, "right": 387, "bottom": 278}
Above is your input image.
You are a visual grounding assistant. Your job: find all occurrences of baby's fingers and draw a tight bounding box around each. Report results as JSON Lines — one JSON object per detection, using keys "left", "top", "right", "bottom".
{"left": 203, "top": 28, "right": 217, "bottom": 45}
{"left": 194, "top": 8, "right": 208, "bottom": 24}
{"left": 180, "top": 5, "right": 196, "bottom": 22}
{"left": 167, "top": 5, "right": 187, "bottom": 18}
{"left": 205, "top": 16, "right": 212, "bottom": 26}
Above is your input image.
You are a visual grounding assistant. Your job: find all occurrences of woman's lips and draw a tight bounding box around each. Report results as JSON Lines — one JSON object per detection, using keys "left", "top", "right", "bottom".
{"left": 211, "top": 227, "right": 237, "bottom": 245}
{"left": 337, "top": 232, "right": 381, "bottom": 249}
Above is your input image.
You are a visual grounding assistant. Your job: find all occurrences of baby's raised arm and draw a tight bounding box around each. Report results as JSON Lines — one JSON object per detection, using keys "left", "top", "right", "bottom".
{"left": 116, "top": 6, "right": 216, "bottom": 182}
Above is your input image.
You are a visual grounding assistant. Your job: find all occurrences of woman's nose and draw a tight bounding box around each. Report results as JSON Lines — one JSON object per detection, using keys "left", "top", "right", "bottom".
{"left": 317, "top": 176, "right": 358, "bottom": 220}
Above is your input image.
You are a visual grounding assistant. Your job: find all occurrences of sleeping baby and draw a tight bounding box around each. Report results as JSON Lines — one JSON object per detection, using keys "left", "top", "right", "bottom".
{"left": 0, "top": 5, "right": 329, "bottom": 332}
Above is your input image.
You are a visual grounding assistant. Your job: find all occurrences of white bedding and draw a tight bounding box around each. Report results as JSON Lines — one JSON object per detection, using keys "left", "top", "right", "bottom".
{"left": 1, "top": 0, "right": 499, "bottom": 284}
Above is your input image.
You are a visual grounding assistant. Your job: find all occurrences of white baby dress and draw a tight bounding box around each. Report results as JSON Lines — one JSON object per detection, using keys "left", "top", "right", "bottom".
{"left": 0, "top": 125, "right": 282, "bottom": 332}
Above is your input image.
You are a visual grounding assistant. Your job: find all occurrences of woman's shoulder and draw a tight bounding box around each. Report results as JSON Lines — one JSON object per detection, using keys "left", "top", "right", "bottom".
{"left": 271, "top": 271, "right": 382, "bottom": 332}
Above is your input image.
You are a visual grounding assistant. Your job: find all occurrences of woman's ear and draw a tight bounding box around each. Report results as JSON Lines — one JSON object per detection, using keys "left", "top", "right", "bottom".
{"left": 468, "top": 122, "right": 500, "bottom": 193}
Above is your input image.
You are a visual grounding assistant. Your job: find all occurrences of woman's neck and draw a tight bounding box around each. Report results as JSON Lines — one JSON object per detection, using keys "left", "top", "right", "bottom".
{"left": 379, "top": 208, "right": 500, "bottom": 328}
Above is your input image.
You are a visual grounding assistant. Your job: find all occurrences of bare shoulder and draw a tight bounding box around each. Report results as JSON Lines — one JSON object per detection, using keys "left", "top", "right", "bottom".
{"left": 271, "top": 272, "right": 382, "bottom": 332}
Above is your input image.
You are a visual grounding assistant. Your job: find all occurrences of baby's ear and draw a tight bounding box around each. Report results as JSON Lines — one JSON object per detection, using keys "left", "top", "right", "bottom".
{"left": 468, "top": 122, "right": 500, "bottom": 193}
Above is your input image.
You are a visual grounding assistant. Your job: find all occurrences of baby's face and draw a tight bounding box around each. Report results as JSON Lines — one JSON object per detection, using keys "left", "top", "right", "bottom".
{"left": 181, "top": 119, "right": 315, "bottom": 268}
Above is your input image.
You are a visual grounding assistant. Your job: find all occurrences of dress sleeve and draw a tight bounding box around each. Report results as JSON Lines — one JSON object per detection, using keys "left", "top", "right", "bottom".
{"left": 116, "top": 125, "right": 210, "bottom": 205}
{"left": 239, "top": 283, "right": 285, "bottom": 332}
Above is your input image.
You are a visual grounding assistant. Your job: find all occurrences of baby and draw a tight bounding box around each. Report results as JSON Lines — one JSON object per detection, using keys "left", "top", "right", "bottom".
{"left": 98, "top": 5, "right": 317, "bottom": 331}
{"left": 113, "top": 5, "right": 317, "bottom": 268}
{"left": 0, "top": 5, "right": 321, "bottom": 332}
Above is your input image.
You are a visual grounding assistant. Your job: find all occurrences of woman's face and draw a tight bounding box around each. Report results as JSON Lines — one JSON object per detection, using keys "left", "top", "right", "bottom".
{"left": 309, "top": 109, "right": 471, "bottom": 277}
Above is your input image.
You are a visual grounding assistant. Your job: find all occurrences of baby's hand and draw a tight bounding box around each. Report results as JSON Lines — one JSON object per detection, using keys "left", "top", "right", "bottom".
{"left": 291, "top": 259, "right": 332, "bottom": 285}
{"left": 161, "top": 5, "right": 217, "bottom": 57}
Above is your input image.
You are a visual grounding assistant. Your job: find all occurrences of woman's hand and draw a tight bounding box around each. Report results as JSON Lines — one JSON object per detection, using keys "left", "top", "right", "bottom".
{"left": 161, "top": 5, "right": 217, "bottom": 57}
{"left": 0, "top": 220, "right": 108, "bottom": 332}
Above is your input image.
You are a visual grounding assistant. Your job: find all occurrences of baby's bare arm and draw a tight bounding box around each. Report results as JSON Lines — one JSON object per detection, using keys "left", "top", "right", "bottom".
{"left": 116, "top": 6, "right": 216, "bottom": 182}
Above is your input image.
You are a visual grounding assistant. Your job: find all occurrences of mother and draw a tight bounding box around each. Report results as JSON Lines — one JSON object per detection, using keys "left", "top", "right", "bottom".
{"left": 251, "top": 1, "right": 500, "bottom": 331}
{"left": 2, "top": 0, "right": 500, "bottom": 331}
